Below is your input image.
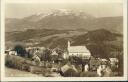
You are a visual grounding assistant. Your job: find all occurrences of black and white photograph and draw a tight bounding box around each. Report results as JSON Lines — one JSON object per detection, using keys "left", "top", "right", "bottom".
{"left": 0, "top": 0, "right": 127, "bottom": 81}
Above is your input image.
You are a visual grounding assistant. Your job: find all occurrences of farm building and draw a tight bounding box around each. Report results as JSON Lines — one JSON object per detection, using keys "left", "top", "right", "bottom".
{"left": 67, "top": 41, "right": 91, "bottom": 59}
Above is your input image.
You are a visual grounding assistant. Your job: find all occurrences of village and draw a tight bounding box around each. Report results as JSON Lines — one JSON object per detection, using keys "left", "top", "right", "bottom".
{"left": 5, "top": 40, "right": 120, "bottom": 77}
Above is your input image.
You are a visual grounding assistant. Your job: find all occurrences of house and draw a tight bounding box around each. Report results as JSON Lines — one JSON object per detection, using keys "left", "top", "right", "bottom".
{"left": 109, "top": 58, "right": 118, "bottom": 68}
{"left": 63, "top": 52, "right": 69, "bottom": 59}
{"left": 32, "top": 49, "right": 42, "bottom": 62}
{"left": 51, "top": 50, "right": 58, "bottom": 56}
{"left": 51, "top": 50, "right": 59, "bottom": 63}
{"left": 61, "top": 63, "right": 78, "bottom": 73}
{"left": 100, "top": 59, "right": 108, "bottom": 65}
{"left": 60, "top": 63, "right": 79, "bottom": 77}
{"left": 32, "top": 54, "right": 41, "bottom": 63}
{"left": 51, "top": 49, "right": 63, "bottom": 63}
{"left": 67, "top": 41, "right": 91, "bottom": 59}
{"left": 9, "top": 50, "right": 17, "bottom": 56}
{"left": 109, "top": 58, "right": 118, "bottom": 63}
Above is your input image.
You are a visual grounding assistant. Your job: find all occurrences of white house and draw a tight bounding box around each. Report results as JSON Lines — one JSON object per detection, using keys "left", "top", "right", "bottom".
{"left": 9, "top": 50, "right": 17, "bottom": 56}
{"left": 67, "top": 41, "right": 91, "bottom": 59}
{"left": 51, "top": 50, "right": 58, "bottom": 56}
{"left": 63, "top": 52, "right": 69, "bottom": 59}
{"left": 109, "top": 58, "right": 119, "bottom": 68}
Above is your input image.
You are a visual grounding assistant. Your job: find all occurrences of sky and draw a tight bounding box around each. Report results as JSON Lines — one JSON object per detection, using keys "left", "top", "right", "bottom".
{"left": 5, "top": 0, "right": 123, "bottom": 18}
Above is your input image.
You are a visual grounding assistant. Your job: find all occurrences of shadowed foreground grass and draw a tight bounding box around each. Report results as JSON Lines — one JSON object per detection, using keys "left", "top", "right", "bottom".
{"left": 5, "top": 67, "right": 43, "bottom": 77}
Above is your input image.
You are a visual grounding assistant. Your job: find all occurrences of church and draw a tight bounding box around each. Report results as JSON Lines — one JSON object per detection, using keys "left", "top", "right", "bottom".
{"left": 67, "top": 41, "right": 91, "bottom": 59}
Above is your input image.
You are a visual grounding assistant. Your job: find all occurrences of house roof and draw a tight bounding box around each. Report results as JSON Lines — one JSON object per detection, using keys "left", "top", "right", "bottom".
{"left": 109, "top": 58, "right": 118, "bottom": 62}
{"left": 51, "top": 51, "right": 58, "bottom": 55}
{"left": 68, "top": 46, "right": 90, "bottom": 53}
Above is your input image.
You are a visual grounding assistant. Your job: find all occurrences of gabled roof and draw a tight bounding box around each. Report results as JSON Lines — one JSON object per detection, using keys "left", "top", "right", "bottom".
{"left": 68, "top": 46, "right": 90, "bottom": 53}
{"left": 51, "top": 51, "right": 58, "bottom": 55}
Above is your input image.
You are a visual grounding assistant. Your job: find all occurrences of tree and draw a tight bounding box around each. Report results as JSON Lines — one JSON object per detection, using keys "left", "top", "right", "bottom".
{"left": 87, "top": 29, "right": 118, "bottom": 58}
{"left": 13, "top": 45, "right": 27, "bottom": 57}
{"left": 55, "top": 48, "right": 64, "bottom": 59}
{"left": 70, "top": 56, "right": 88, "bottom": 72}
{"left": 117, "top": 51, "right": 123, "bottom": 76}
{"left": 42, "top": 48, "right": 52, "bottom": 61}
{"left": 88, "top": 29, "right": 116, "bottom": 43}
{"left": 87, "top": 44, "right": 110, "bottom": 59}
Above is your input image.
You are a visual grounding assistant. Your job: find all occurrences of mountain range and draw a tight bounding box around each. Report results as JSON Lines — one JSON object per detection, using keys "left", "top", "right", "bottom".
{"left": 5, "top": 9, "right": 123, "bottom": 57}
{"left": 6, "top": 9, "right": 123, "bottom": 34}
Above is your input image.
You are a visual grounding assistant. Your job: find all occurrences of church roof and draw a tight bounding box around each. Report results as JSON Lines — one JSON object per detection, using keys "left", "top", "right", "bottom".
{"left": 68, "top": 46, "right": 90, "bottom": 53}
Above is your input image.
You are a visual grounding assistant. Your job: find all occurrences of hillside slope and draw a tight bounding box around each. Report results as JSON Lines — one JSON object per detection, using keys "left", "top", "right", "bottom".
{"left": 6, "top": 10, "right": 123, "bottom": 34}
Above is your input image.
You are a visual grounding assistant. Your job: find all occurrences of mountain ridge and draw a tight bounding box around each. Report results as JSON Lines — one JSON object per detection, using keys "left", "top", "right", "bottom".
{"left": 5, "top": 10, "right": 123, "bottom": 34}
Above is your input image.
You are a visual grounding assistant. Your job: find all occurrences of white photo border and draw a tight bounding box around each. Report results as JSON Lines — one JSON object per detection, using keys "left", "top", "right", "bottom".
{"left": 1, "top": 0, "right": 128, "bottom": 81}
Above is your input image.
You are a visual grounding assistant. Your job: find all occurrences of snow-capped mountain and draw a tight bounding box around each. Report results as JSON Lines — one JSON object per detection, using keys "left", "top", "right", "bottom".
{"left": 22, "top": 9, "right": 94, "bottom": 22}
{"left": 5, "top": 9, "right": 123, "bottom": 34}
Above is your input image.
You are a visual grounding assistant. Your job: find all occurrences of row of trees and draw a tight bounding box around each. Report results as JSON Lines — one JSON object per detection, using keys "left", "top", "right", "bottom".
{"left": 13, "top": 45, "right": 64, "bottom": 62}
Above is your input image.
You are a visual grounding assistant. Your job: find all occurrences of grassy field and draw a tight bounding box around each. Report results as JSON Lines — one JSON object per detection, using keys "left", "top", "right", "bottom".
{"left": 5, "top": 67, "right": 43, "bottom": 77}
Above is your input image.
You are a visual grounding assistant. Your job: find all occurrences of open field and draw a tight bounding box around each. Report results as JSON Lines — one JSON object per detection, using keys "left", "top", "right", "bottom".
{"left": 5, "top": 67, "right": 43, "bottom": 77}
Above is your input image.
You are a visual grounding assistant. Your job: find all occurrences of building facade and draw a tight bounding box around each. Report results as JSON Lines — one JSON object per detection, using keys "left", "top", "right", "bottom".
{"left": 67, "top": 41, "right": 91, "bottom": 59}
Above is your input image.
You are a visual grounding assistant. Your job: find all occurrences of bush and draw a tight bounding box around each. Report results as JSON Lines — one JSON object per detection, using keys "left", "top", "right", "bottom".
{"left": 63, "top": 69, "right": 80, "bottom": 77}
{"left": 13, "top": 44, "right": 27, "bottom": 57}
{"left": 5, "top": 55, "right": 29, "bottom": 71}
